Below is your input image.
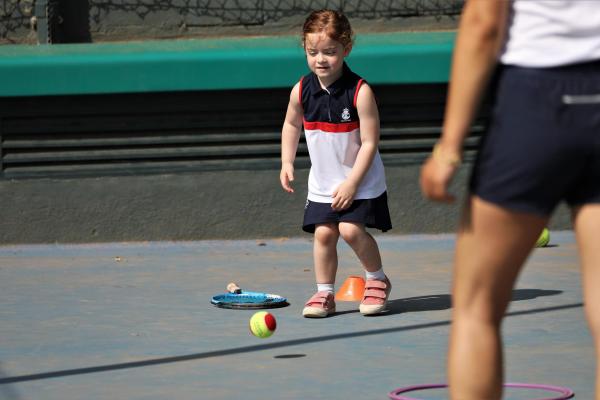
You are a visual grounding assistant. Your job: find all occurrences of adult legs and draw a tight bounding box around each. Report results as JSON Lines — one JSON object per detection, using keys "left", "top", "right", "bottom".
{"left": 449, "top": 196, "right": 548, "bottom": 400}
{"left": 573, "top": 204, "right": 600, "bottom": 400}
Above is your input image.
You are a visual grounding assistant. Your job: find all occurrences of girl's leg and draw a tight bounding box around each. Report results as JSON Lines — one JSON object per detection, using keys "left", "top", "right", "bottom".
{"left": 338, "top": 222, "right": 391, "bottom": 315}
{"left": 338, "top": 221, "right": 381, "bottom": 272}
{"left": 573, "top": 204, "right": 600, "bottom": 400}
{"left": 449, "top": 196, "right": 547, "bottom": 400}
{"left": 303, "top": 223, "right": 340, "bottom": 318}
{"left": 313, "top": 223, "right": 340, "bottom": 284}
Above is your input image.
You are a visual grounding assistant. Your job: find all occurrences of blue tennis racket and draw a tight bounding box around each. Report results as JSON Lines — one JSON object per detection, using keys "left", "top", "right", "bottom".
{"left": 211, "top": 283, "right": 289, "bottom": 309}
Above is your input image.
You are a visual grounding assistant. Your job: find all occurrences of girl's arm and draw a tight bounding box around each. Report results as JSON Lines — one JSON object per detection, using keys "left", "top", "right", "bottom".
{"left": 420, "top": 0, "right": 510, "bottom": 203}
{"left": 332, "top": 83, "right": 380, "bottom": 210}
{"left": 280, "top": 83, "right": 304, "bottom": 193}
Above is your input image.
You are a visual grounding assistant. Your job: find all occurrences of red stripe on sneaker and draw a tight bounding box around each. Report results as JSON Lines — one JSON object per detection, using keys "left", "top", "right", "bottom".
{"left": 303, "top": 120, "right": 359, "bottom": 133}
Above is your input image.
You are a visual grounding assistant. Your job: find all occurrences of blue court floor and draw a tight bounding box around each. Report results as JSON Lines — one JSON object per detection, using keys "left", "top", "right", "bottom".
{"left": 0, "top": 231, "right": 594, "bottom": 399}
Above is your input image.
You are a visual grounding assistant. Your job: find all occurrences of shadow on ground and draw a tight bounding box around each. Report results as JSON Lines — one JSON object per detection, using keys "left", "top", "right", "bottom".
{"left": 383, "top": 288, "right": 563, "bottom": 315}
{"left": 0, "top": 297, "right": 578, "bottom": 386}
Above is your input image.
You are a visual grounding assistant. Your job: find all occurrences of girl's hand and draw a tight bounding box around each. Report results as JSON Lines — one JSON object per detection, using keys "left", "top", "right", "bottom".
{"left": 332, "top": 181, "right": 357, "bottom": 210}
{"left": 280, "top": 163, "right": 295, "bottom": 193}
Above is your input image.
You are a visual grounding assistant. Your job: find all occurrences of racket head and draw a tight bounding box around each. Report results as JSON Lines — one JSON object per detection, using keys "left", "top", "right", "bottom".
{"left": 210, "top": 291, "right": 289, "bottom": 309}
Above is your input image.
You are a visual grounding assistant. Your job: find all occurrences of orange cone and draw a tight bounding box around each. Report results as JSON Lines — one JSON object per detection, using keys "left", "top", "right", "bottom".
{"left": 335, "top": 275, "right": 365, "bottom": 301}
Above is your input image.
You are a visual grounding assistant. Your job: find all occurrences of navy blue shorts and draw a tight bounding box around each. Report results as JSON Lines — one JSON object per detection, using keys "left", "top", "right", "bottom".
{"left": 470, "top": 60, "right": 600, "bottom": 216}
{"left": 302, "top": 191, "right": 392, "bottom": 233}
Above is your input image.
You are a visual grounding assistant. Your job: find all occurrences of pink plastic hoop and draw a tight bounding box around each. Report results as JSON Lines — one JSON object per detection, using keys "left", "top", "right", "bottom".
{"left": 388, "top": 382, "right": 574, "bottom": 400}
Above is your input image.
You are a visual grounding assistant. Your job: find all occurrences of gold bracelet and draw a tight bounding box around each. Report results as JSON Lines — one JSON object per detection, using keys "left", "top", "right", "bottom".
{"left": 432, "top": 142, "right": 462, "bottom": 167}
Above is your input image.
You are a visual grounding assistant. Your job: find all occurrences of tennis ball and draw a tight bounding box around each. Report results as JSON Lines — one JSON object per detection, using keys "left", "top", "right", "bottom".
{"left": 249, "top": 311, "right": 276, "bottom": 338}
{"left": 536, "top": 228, "right": 550, "bottom": 248}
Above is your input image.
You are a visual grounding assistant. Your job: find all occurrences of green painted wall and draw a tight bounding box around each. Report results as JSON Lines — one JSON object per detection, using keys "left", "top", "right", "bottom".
{"left": 0, "top": 32, "right": 454, "bottom": 96}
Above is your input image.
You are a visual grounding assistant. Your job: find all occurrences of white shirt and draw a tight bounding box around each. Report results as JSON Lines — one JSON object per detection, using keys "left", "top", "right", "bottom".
{"left": 500, "top": 0, "right": 600, "bottom": 68}
{"left": 304, "top": 121, "right": 386, "bottom": 203}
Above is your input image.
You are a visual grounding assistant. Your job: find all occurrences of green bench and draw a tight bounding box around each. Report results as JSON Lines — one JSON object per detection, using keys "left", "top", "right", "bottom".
{"left": 0, "top": 32, "right": 454, "bottom": 97}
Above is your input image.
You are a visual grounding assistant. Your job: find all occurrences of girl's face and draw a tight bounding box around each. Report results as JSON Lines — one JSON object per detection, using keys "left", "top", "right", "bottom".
{"left": 304, "top": 32, "right": 350, "bottom": 86}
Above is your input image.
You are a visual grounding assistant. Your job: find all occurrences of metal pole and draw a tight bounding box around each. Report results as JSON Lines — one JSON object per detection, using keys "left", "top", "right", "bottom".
{"left": 35, "top": 0, "right": 49, "bottom": 44}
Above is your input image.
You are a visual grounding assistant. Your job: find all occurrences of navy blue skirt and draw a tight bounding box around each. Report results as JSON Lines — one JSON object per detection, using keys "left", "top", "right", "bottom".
{"left": 302, "top": 191, "right": 392, "bottom": 233}
{"left": 470, "top": 60, "right": 600, "bottom": 216}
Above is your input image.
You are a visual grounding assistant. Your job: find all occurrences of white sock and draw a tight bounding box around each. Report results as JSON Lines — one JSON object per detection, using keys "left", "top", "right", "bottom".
{"left": 365, "top": 267, "right": 386, "bottom": 281}
{"left": 317, "top": 283, "right": 335, "bottom": 293}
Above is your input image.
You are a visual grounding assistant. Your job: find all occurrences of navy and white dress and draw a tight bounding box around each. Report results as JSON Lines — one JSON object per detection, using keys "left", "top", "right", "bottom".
{"left": 300, "top": 63, "right": 392, "bottom": 233}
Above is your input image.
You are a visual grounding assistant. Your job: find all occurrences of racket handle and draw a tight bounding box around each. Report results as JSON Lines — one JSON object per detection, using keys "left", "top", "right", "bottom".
{"left": 227, "top": 282, "right": 242, "bottom": 294}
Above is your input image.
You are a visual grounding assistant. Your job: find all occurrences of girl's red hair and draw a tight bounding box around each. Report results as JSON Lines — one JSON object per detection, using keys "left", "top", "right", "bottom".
{"left": 302, "top": 9, "right": 354, "bottom": 50}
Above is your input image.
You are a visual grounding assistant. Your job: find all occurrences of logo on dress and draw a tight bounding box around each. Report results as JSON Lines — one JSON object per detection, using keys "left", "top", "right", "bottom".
{"left": 341, "top": 108, "right": 351, "bottom": 121}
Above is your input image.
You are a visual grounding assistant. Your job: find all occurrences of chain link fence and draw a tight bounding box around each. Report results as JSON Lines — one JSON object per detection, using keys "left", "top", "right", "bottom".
{"left": 1, "top": 0, "right": 35, "bottom": 42}
{"left": 2, "top": 0, "right": 463, "bottom": 43}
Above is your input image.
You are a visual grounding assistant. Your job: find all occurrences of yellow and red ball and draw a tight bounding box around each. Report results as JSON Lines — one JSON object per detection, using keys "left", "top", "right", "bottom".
{"left": 249, "top": 311, "right": 276, "bottom": 338}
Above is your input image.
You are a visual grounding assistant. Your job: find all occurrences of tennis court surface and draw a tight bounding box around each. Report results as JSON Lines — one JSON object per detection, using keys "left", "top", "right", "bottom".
{"left": 0, "top": 231, "right": 594, "bottom": 399}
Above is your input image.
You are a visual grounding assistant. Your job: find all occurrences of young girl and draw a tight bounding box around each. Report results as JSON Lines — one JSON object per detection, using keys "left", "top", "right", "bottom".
{"left": 280, "top": 9, "right": 392, "bottom": 318}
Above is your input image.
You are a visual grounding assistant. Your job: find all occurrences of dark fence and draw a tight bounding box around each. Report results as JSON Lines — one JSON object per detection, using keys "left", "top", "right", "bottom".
{"left": 2, "top": 0, "right": 463, "bottom": 43}
{"left": 87, "top": 0, "right": 464, "bottom": 24}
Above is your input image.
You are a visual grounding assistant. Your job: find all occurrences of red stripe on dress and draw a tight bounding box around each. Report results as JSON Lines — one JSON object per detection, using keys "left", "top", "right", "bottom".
{"left": 303, "top": 120, "right": 359, "bottom": 133}
{"left": 298, "top": 77, "right": 303, "bottom": 107}
{"left": 353, "top": 79, "right": 364, "bottom": 108}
